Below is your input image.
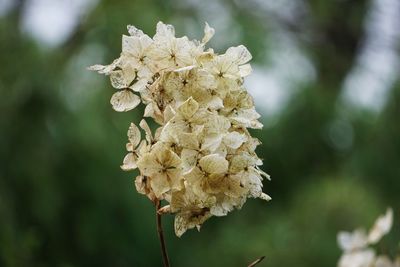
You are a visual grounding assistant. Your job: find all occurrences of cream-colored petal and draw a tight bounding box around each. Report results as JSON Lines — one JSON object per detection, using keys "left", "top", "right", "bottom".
{"left": 238, "top": 64, "right": 252, "bottom": 77}
{"left": 259, "top": 193, "right": 272, "bottom": 201}
{"left": 368, "top": 208, "right": 393, "bottom": 244}
{"left": 144, "top": 102, "right": 163, "bottom": 124}
{"left": 375, "top": 256, "right": 394, "bottom": 267}
{"left": 127, "top": 123, "right": 141, "bottom": 147}
{"left": 226, "top": 45, "right": 252, "bottom": 65}
{"left": 174, "top": 65, "right": 195, "bottom": 72}
{"left": 129, "top": 78, "right": 148, "bottom": 92}
{"left": 139, "top": 119, "right": 153, "bottom": 143}
{"left": 174, "top": 213, "right": 189, "bottom": 237}
{"left": 199, "top": 154, "right": 229, "bottom": 174}
{"left": 223, "top": 131, "right": 247, "bottom": 149}
{"left": 154, "top": 21, "right": 175, "bottom": 40}
{"left": 201, "top": 134, "right": 223, "bottom": 153}
{"left": 210, "top": 205, "right": 228, "bottom": 216}
{"left": 177, "top": 132, "right": 199, "bottom": 150}
{"left": 201, "top": 22, "right": 215, "bottom": 44}
{"left": 153, "top": 143, "right": 181, "bottom": 168}
{"left": 337, "top": 229, "right": 369, "bottom": 252}
{"left": 127, "top": 25, "right": 144, "bottom": 37}
{"left": 120, "top": 153, "right": 138, "bottom": 171}
{"left": 207, "top": 96, "right": 224, "bottom": 110}
{"left": 136, "top": 152, "right": 161, "bottom": 176}
{"left": 134, "top": 175, "right": 147, "bottom": 195}
{"left": 231, "top": 108, "right": 263, "bottom": 129}
{"left": 184, "top": 166, "right": 204, "bottom": 183}
{"left": 149, "top": 173, "right": 171, "bottom": 198}
{"left": 338, "top": 249, "right": 375, "bottom": 267}
{"left": 163, "top": 105, "right": 176, "bottom": 123}
{"left": 181, "top": 149, "right": 199, "bottom": 171}
{"left": 110, "top": 69, "right": 135, "bottom": 89}
{"left": 110, "top": 90, "right": 141, "bottom": 112}
{"left": 122, "top": 35, "right": 140, "bottom": 55}
{"left": 177, "top": 97, "right": 199, "bottom": 120}
{"left": 88, "top": 58, "right": 120, "bottom": 75}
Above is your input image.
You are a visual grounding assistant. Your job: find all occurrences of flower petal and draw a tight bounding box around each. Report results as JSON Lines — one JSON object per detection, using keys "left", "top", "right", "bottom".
{"left": 110, "top": 90, "right": 141, "bottom": 112}
{"left": 199, "top": 154, "right": 229, "bottom": 174}
{"left": 127, "top": 123, "right": 141, "bottom": 147}
{"left": 201, "top": 22, "right": 215, "bottom": 44}
{"left": 120, "top": 153, "right": 138, "bottom": 171}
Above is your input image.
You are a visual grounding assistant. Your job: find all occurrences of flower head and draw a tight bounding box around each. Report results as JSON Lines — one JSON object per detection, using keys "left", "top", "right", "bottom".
{"left": 90, "top": 21, "right": 270, "bottom": 236}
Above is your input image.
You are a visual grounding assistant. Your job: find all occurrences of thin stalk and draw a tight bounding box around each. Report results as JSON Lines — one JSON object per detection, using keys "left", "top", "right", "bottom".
{"left": 247, "top": 256, "right": 265, "bottom": 267}
{"left": 155, "top": 200, "right": 170, "bottom": 267}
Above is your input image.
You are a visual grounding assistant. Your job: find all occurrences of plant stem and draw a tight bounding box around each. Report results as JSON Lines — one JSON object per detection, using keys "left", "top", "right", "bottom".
{"left": 247, "top": 256, "right": 265, "bottom": 267}
{"left": 155, "top": 200, "right": 171, "bottom": 267}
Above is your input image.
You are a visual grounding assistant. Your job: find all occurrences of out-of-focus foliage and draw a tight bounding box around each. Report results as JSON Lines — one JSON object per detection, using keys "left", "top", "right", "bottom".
{"left": 0, "top": 0, "right": 399, "bottom": 266}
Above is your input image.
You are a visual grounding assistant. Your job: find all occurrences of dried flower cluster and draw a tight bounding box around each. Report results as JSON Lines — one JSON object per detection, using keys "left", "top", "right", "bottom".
{"left": 337, "top": 208, "right": 399, "bottom": 267}
{"left": 89, "top": 22, "right": 270, "bottom": 236}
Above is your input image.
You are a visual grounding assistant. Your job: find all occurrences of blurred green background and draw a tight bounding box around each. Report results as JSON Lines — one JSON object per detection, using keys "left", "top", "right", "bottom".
{"left": 1, "top": 0, "right": 399, "bottom": 266}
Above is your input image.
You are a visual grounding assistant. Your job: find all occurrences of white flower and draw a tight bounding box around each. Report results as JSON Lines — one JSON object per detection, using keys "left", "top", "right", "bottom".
{"left": 368, "top": 208, "right": 393, "bottom": 244}
{"left": 337, "top": 208, "right": 398, "bottom": 267}
{"left": 338, "top": 229, "right": 369, "bottom": 252}
{"left": 374, "top": 256, "right": 400, "bottom": 267}
{"left": 338, "top": 249, "right": 375, "bottom": 267}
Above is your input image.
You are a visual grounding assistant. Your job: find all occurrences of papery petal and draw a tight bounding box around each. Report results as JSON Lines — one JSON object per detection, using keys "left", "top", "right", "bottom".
{"left": 368, "top": 208, "right": 393, "bottom": 244}
{"left": 177, "top": 97, "right": 199, "bottom": 120}
{"left": 226, "top": 45, "right": 252, "bottom": 65}
{"left": 129, "top": 78, "right": 149, "bottom": 92}
{"left": 121, "top": 153, "right": 138, "bottom": 171}
{"left": 127, "top": 25, "right": 144, "bottom": 37}
{"left": 199, "top": 154, "right": 228, "bottom": 174}
{"left": 149, "top": 173, "right": 171, "bottom": 198}
{"left": 238, "top": 64, "right": 252, "bottom": 77}
{"left": 154, "top": 21, "right": 175, "bottom": 40}
{"left": 127, "top": 123, "right": 141, "bottom": 147}
{"left": 110, "top": 90, "right": 141, "bottom": 112}
{"left": 136, "top": 152, "right": 161, "bottom": 176}
{"left": 223, "top": 131, "right": 247, "bottom": 149}
{"left": 201, "top": 22, "right": 215, "bottom": 44}
{"left": 139, "top": 119, "right": 153, "bottom": 143}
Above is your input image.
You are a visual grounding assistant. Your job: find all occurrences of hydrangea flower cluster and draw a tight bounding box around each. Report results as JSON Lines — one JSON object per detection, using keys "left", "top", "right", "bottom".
{"left": 337, "top": 208, "right": 399, "bottom": 267}
{"left": 90, "top": 22, "right": 270, "bottom": 236}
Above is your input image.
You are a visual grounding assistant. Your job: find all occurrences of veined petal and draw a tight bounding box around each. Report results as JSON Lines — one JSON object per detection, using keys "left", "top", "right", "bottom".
{"left": 136, "top": 152, "right": 161, "bottom": 176}
{"left": 127, "top": 123, "right": 141, "bottom": 147}
{"left": 223, "top": 131, "right": 247, "bottom": 149}
{"left": 121, "top": 153, "right": 138, "bottom": 171}
{"left": 226, "top": 45, "right": 252, "bottom": 65}
{"left": 199, "top": 154, "right": 228, "bottom": 174}
{"left": 129, "top": 78, "right": 148, "bottom": 92}
{"left": 110, "top": 90, "right": 141, "bottom": 112}
{"left": 139, "top": 119, "right": 153, "bottom": 143}
{"left": 177, "top": 97, "right": 199, "bottom": 120}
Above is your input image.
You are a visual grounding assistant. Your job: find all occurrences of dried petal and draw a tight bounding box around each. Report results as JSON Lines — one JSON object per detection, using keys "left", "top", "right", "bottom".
{"left": 110, "top": 90, "right": 141, "bottom": 112}
{"left": 199, "top": 154, "right": 229, "bottom": 174}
